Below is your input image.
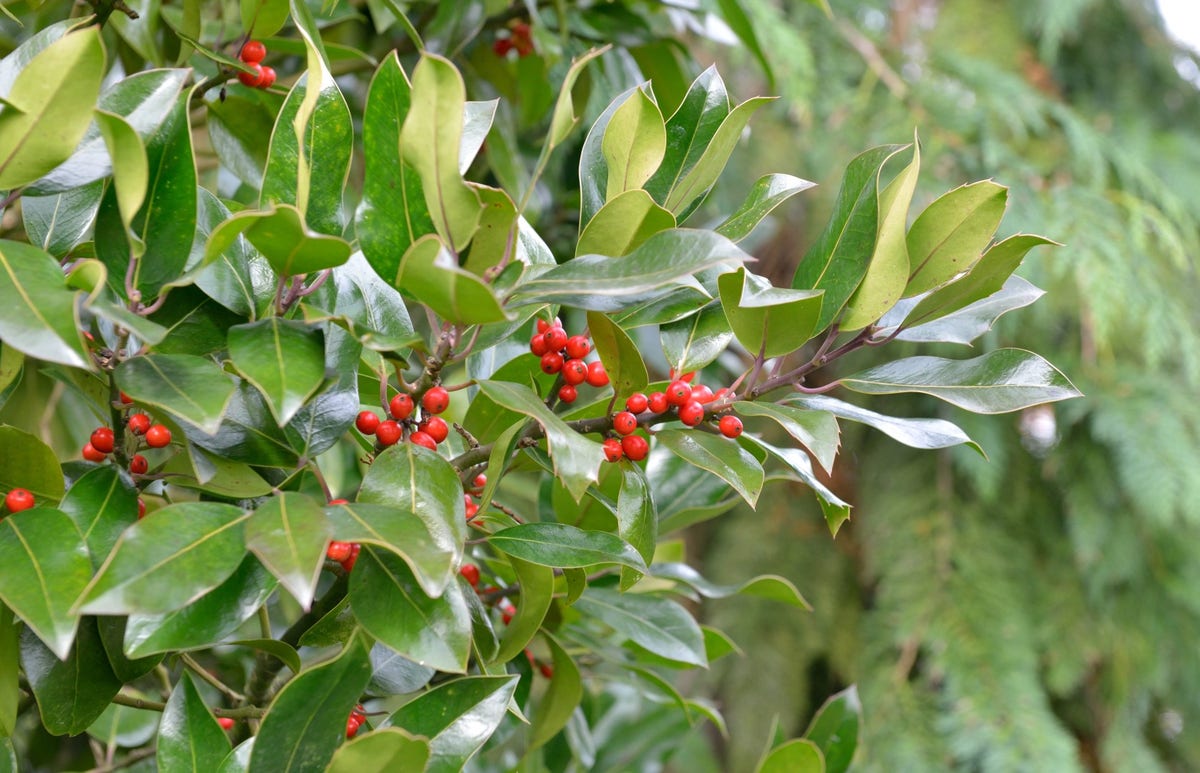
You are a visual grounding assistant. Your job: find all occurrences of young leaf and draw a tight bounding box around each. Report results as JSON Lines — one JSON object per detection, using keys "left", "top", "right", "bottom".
{"left": 756, "top": 738, "right": 825, "bottom": 773}
{"left": 905, "top": 180, "right": 1008, "bottom": 296}
{"left": 786, "top": 394, "right": 982, "bottom": 454}
{"left": 227, "top": 318, "right": 327, "bottom": 427}
{"left": 0, "top": 240, "right": 90, "bottom": 369}
{"left": 94, "top": 111, "right": 148, "bottom": 254}
{"left": 715, "top": 173, "right": 817, "bottom": 242}
{"left": 324, "top": 502, "right": 458, "bottom": 598}
{"left": 488, "top": 523, "right": 648, "bottom": 573}
{"left": 718, "top": 267, "right": 825, "bottom": 358}
{"left": 573, "top": 587, "right": 707, "bottom": 667}
{"left": 576, "top": 190, "right": 676, "bottom": 257}
{"left": 804, "top": 685, "right": 861, "bottom": 773}
{"left": 245, "top": 493, "right": 331, "bottom": 610}
{"left": 579, "top": 85, "right": 640, "bottom": 228}
{"left": 157, "top": 673, "right": 231, "bottom": 772}
{"left": 114, "top": 354, "right": 237, "bottom": 434}
{"left": 327, "top": 729, "right": 431, "bottom": 773}
{"left": 394, "top": 235, "right": 509, "bottom": 324}
{"left": 20, "top": 619, "right": 121, "bottom": 735}
{"left": 602, "top": 86, "right": 666, "bottom": 200}
{"left": 387, "top": 675, "right": 519, "bottom": 773}
{"left": 656, "top": 428, "right": 764, "bottom": 507}
{"left": 587, "top": 311, "right": 650, "bottom": 402}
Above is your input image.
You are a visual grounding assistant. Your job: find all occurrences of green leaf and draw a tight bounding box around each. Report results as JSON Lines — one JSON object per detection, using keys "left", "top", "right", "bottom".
{"left": 316, "top": 252, "right": 420, "bottom": 352}
{"left": 388, "top": 675, "right": 519, "bottom": 773}
{"left": 489, "top": 523, "right": 648, "bottom": 573}
{"left": 651, "top": 563, "right": 811, "bottom": 609}
{"left": 76, "top": 502, "right": 247, "bottom": 616}
{"left": 242, "top": 0, "right": 290, "bottom": 39}
{"left": 97, "top": 616, "right": 162, "bottom": 683}
{"left": 786, "top": 394, "right": 982, "bottom": 454}
{"left": 616, "top": 464, "right": 656, "bottom": 590}
{"left": 59, "top": 465, "right": 139, "bottom": 570}
{"left": 245, "top": 493, "right": 331, "bottom": 610}
{"left": 394, "top": 235, "right": 509, "bottom": 324}
{"left": 327, "top": 729, "right": 431, "bottom": 773}
{"left": 324, "top": 502, "right": 457, "bottom": 598}
{"left": 0, "top": 508, "right": 89, "bottom": 659}
{"left": 840, "top": 348, "right": 1082, "bottom": 414}
{"left": 218, "top": 738, "right": 254, "bottom": 773}
{"left": 205, "top": 203, "right": 352, "bottom": 278}
{"left": 757, "top": 738, "right": 825, "bottom": 773}
{"left": 0, "top": 27, "right": 104, "bottom": 189}
{"left": 21, "top": 618, "right": 121, "bottom": 735}
{"left": 792, "top": 145, "right": 902, "bottom": 332}
{"left": 602, "top": 86, "right": 666, "bottom": 201}
{"left": 576, "top": 190, "right": 675, "bottom": 258}
{"left": 804, "top": 685, "right": 860, "bottom": 773}
{"left": 714, "top": 0, "right": 776, "bottom": 90}
{"left": 20, "top": 182, "right": 104, "bottom": 257}
{"left": 547, "top": 47, "right": 609, "bottom": 150}
{"left": 356, "top": 52, "right": 435, "bottom": 282}
{"left": 587, "top": 311, "right": 650, "bottom": 403}
{"left": 659, "top": 301, "right": 734, "bottom": 375}
{"left": 205, "top": 89, "right": 276, "bottom": 190}
{"left": 716, "top": 173, "right": 816, "bottom": 242}
{"left": 0, "top": 240, "right": 90, "bottom": 368}
{"left": 649, "top": 449, "right": 742, "bottom": 534}
{"left": 896, "top": 275, "right": 1044, "bottom": 345}
{"left": 461, "top": 184, "right": 519, "bottom": 275}
{"left": 0, "top": 424, "right": 65, "bottom": 504}
{"left": 645, "top": 67, "right": 729, "bottom": 204}
{"left": 368, "top": 642, "right": 434, "bottom": 694}
{"left": 718, "top": 267, "right": 825, "bottom": 358}
{"left": 166, "top": 443, "right": 276, "bottom": 499}
{"left": 476, "top": 381, "right": 607, "bottom": 502}
{"left": 579, "top": 86, "right": 639, "bottom": 228}
{"left": 0, "top": 606, "right": 15, "bottom": 736}
{"left": 157, "top": 673, "right": 231, "bottom": 772}
{"left": 733, "top": 402, "right": 840, "bottom": 474}
{"left": 124, "top": 556, "right": 277, "bottom": 657}
{"left": 229, "top": 638, "right": 301, "bottom": 674}
{"left": 905, "top": 180, "right": 1008, "bottom": 296}
{"left": 509, "top": 228, "right": 748, "bottom": 312}
{"left": 573, "top": 587, "right": 707, "bottom": 668}
{"left": 841, "top": 141, "right": 921, "bottom": 330}
{"left": 656, "top": 428, "right": 764, "bottom": 507}
{"left": 0, "top": 346, "right": 19, "bottom": 411}
{"left": 349, "top": 547, "right": 472, "bottom": 673}
{"left": 115, "top": 354, "right": 237, "bottom": 434}
{"left": 528, "top": 632, "right": 583, "bottom": 751}
{"left": 86, "top": 700, "right": 159, "bottom": 750}
{"left": 703, "top": 625, "right": 743, "bottom": 661}
{"left": 95, "top": 110, "right": 149, "bottom": 255}
{"left": 227, "top": 319, "right": 327, "bottom": 426}
{"left": 745, "top": 435, "right": 851, "bottom": 537}
{"left": 492, "top": 556, "right": 554, "bottom": 664}
{"left": 249, "top": 635, "right": 372, "bottom": 773}
{"left": 401, "top": 54, "right": 483, "bottom": 251}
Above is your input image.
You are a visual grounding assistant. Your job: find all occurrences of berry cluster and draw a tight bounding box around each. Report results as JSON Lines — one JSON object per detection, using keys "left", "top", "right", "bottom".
{"left": 81, "top": 393, "right": 174, "bottom": 483}
{"left": 355, "top": 385, "right": 454, "bottom": 452}
{"left": 530, "top": 317, "right": 608, "bottom": 404}
{"left": 325, "top": 499, "right": 361, "bottom": 573}
{"left": 602, "top": 373, "right": 743, "bottom": 464}
{"left": 236, "top": 40, "right": 276, "bottom": 89}
{"left": 464, "top": 473, "right": 486, "bottom": 521}
{"left": 492, "top": 20, "right": 535, "bottom": 58}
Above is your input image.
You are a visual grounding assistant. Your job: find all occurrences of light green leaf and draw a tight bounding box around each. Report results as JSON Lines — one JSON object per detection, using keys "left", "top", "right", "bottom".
{"left": 0, "top": 240, "right": 89, "bottom": 369}
{"left": 602, "top": 86, "right": 666, "bottom": 201}
{"left": 157, "top": 673, "right": 231, "bottom": 772}
{"left": 242, "top": 0, "right": 290, "bottom": 37}
{"left": 757, "top": 738, "right": 825, "bottom": 773}
{"left": 0, "top": 424, "right": 65, "bottom": 504}
{"left": 115, "top": 354, "right": 237, "bottom": 434}
{"left": 528, "top": 632, "right": 583, "bottom": 750}
{"left": 718, "top": 267, "right": 824, "bottom": 358}
{"left": 547, "top": 47, "right": 609, "bottom": 151}
{"left": 587, "top": 311, "right": 649, "bottom": 403}
{"left": 327, "top": 729, "right": 431, "bottom": 773}
{"left": 489, "top": 523, "right": 648, "bottom": 573}
{"left": 245, "top": 493, "right": 331, "bottom": 610}
{"left": 579, "top": 86, "right": 639, "bottom": 228}
{"left": 576, "top": 190, "right": 675, "bottom": 257}
{"left": 388, "top": 675, "right": 519, "bottom": 773}
{"left": 574, "top": 587, "right": 707, "bottom": 668}
{"left": 716, "top": 173, "right": 816, "bottom": 242}
{"left": 204, "top": 203, "right": 352, "bottom": 278}
{"left": 659, "top": 301, "right": 734, "bottom": 374}
{"left": 656, "top": 428, "right": 764, "bottom": 507}
{"left": 94, "top": 111, "right": 148, "bottom": 255}
{"left": 395, "top": 234, "right": 509, "bottom": 324}
{"left": 227, "top": 318, "right": 327, "bottom": 426}
{"left": 905, "top": 180, "right": 1008, "bottom": 296}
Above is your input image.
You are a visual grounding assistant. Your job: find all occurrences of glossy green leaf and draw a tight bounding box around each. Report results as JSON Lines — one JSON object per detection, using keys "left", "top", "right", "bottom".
{"left": 587, "top": 311, "right": 650, "bottom": 403}
{"left": 804, "top": 685, "right": 860, "bottom": 773}
{"left": 401, "top": 54, "right": 483, "bottom": 251}
{"left": 218, "top": 738, "right": 254, "bottom": 773}
{"left": 229, "top": 638, "right": 301, "bottom": 674}
{"left": 734, "top": 402, "right": 840, "bottom": 474}
{"left": 489, "top": 523, "right": 647, "bottom": 573}
{"left": 350, "top": 547, "right": 472, "bottom": 673}
{"left": 157, "top": 673, "right": 231, "bottom": 772}
{"left": 227, "top": 319, "right": 326, "bottom": 426}
{"left": 368, "top": 642, "right": 434, "bottom": 694}
{"left": 242, "top": 0, "right": 290, "bottom": 37}
{"left": 249, "top": 635, "right": 372, "bottom": 773}
{"left": 896, "top": 275, "right": 1044, "bottom": 345}
{"left": 840, "top": 348, "right": 1082, "bottom": 414}
{"left": 616, "top": 464, "right": 656, "bottom": 590}
{"left": 652, "top": 563, "right": 811, "bottom": 609}
{"left": 841, "top": 142, "right": 920, "bottom": 330}
{"left": 77, "top": 502, "right": 247, "bottom": 616}
{"left": 792, "top": 145, "right": 901, "bottom": 332}
{"left": 394, "top": 235, "right": 509, "bottom": 324}
{"left": 21, "top": 618, "right": 121, "bottom": 735}
{"left": 0, "top": 508, "right": 88, "bottom": 659}
{"left": 459, "top": 99, "right": 497, "bottom": 174}
{"left": 905, "top": 180, "right": 1008, "bottom": 296}
{"left": 656, "top": 428, "right": 764, "bottom": 507}
{"left": 476, "top": 380, "right": 607, "bottom": 502}
{"left": 529, "top": 632, "right": 583, "bottom": 751}
{"left": 0, "top": 240, "right": 90, "bottom": 368}
{"left": 787, "top": 394, "right": 982, "bottom": 454}
{"left": 124, "top": 556, "right": 277, "bottom": 657}
{"left": 166, "top": 443, "right": 276, "bottom": 499}
{"left": 649, "top": 448, "right": 742, "bottom": 534}
{"left": 0, "top": 27, "right": 104, "bottom": 189}
{"left": 315, "top": 252, "right": 420, "bottom": 352}
{"left": 509, "top": 228, "right": 748, "bottom": 312}
{"left": 460, "top": 184, "right": 520, "bottom": 275}
{"left": 579, "top": 86, "right": 639, "bottom": 228}
{"left": 114, "top": 354, "right": 237, "bottom": 434}
{"left": 205, "top": 204, "right": 352, "bottom": 279}
{"left": 205, "top": 90, "right": 276, "bottom": 190}
{"left": 645, "top": 67, "right": 729, "bottom": 204}
{"left": 0, "top": 424, "right": 65, "bottom": 504}
{"left": 324, "top": 501, "right": 457, "bottom": 598}
{"left": 492, "top": 556, "right": 554, "bottom": 664}
{"left": 0, "top": 20, "right": 75, "bottom": 97}
{"left": 718, "top": 267, "right": 825, "bottom": 358}
{"left": 574, "top": 587, "right": 707, "bottom": 667}
{"left": 576, "top": 190, "right": 675, "bottom": 257}
{"left": 703, "top": 625, "right": 743, "bottom": 661}
{"left": 746, "top": 435, "right": 852, "bottom": 536}
{"left": 0, "top": 606, "right": 15, "bottom": 736}
{"left": 245, "top": 493, "right": 331, "bottom": 610}
{"left": 95, "top": 110, "right": 148, "bottom": 254}
{"left": 388, "top": 675, "right": 519, "bottom": 773}
{"left": 659, "top": 301, "right": 734, "bottom": 374}
{"left": 59, "top": 465, "right": 138, "bottom": 570}
{"left": 97, "top": 616, "right": 162, "bottom": 683}
{"left": 716, "top": 173, "right": 817, "bottom": 242}
{"left": 327, "top": 729, "right": 431, "bottom": 773}
{"left": 21, "top": 182, "right": 104, "bottom": 258}
{"left": 602, "top": 86, "right": 666, "bottom": 200}
{"left": 757, "top": 738, "right": 825, "bottom": 773}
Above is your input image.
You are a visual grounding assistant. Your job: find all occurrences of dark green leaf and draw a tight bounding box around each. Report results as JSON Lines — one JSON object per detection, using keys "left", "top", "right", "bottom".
{"left": 616, "top": 464, "right": 656, "bottom": 590}
{"left": 324, "top": 501, "right": 457, "bottom": 597}
{"left": 59, "top": 465, "right": 139, "bottom": 570}
{"left": 587, "top": 311, "right": 649, "bottom": 403}
{"left": 905, "top": 180, "right": 1008, "bottom": 297}
{"left": 115, "top": 354, "right": 237, "bottom": 434}
{"left": 228, "top": 319, "right": 327, "bottom": 426}
{"left": 652, "top": 563, "right": 811, "bottom": 609}
{"left": 316, "top": 252, "right": 420, "bottom": 352}
{"left": 368, "top": 642, "right": 434, "bottom": 694}
{"left": 388, "top": 675, "right": 519, "bottom": 773}
{"left": 648, "top": 448, "right": 741, "bottom": 534}
{"left": 245, "top": 493, "right": 331, "bottom": 609}
{"left": 191, "top": 190, "right": 272, "bottom": 317}
{"left": 757, "top": 738, "right": 825, "bottom": 773}
{"left": 157, "top": 673, "right": 231, "bottom": 772}
{"left": 786, "top": 394, "right": 982, "bottom": 454}
{"left": 205, "top": 89, "right": 277, "bottom": 190}
{"left": 656, "top": 428, "right": 764, "bottom": 507}
{"left": 492, "top": 556, "right": 554, "bottom": 664}
{"left": 576, "top": 190, "right": 675, "bottom": 257}
{"left": 803, "top": 685, "right": 861, "bottom": 773}
{"left": 394, "top": 235, "right": 509, "bottom": 324}
{"left": 97, "top": 616, "right": 162, "bottom": 682}
{"left": 205, "top": 204, "right": 352, "bottom": 278}
{"left": 0, "top": 424, "right": 65, "bottom": 504}
{"left": 85, "top": 701, "right": 159, "bottom": 749}
{"left": 21, "top": 182, "right": 104, "bottom": 257}
{"left": 714, "top": 0, "right": 776, "bottom": 88}
{"left": 716, "top": 174, "right": 816, "bottom": 242}
{"left": 718, "top": 267, "right": 824, "bottom": 358}
{"left": 0, "top": 606, "right": 17, "bottom": 736}
{"left": 734, "top": 402, "right": 840, "bottom": 474}
{"left": 645, "top": 67, "right": 729, "bottom": 204}
{"left": 0, "top": 240, "right": 90, "bottom": 368}
{"left": 327, "top": 729, "right": 431, "bottom": 773}
{"left": 22, "top": 618, "right": 121, "bottom": 735}
{"left": 164, "top": 443, "right": 276, "bottom": 499}
{"left": 573, "top": 587, "right": 707, "bottom": 667}
{"left": 529, "top": 632, "right": 583, "bottom": 750}
{"left": 490, "top": 523, "right": 647, "bottom": 573}
{"left": 229, "top": 638, "right": 301, "bottom": 674}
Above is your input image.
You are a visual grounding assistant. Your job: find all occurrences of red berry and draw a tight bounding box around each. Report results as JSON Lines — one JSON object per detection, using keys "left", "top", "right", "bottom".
{"left": 376, "top": 420, "right": 402, "bottom": 446}
{"left": 127, "top": 413, "right": 151, "bottom": 435}
{"left": 4, "top": 489, "right": 34, "bottom": 513}
{"left": 329, "top": 498, "right": 349, "bottom": 505}
{"left": 681, "top": 371, "right": 696, "bottom": 383}
{"left": 492, "top": 37, "right": 514, "bottom": 56}
{"left": 543, "top": 327, "right": 568, "bottom": 353}
{"left": 678, "top": 400, "right": 705, "bottom": 427}
{"left": 341, "top": 543, "right": 360, "bottom": 573}
{"left": 529, "top": 333, "right": 549, "bottom": 356}
{"left": 327, "top": 541, "right": 353, "bottom": 562}
{"left": 460, "top": 563, "right": 480, "bottom": 586}
{"left": 119, "top": 391, "right": 134, "bottom": 405}
{"left": 465, "top": 500, "right": 479, "bottom": 519}
{"left": 420, "top": 416, "right": 449, "bottom": 444}
{"left": 719, "top": 415, "right": 744, "bottom": 438}
{"left": 145, "top": 424, "right": 172, "bottom": 448}
{"left": 621, "top": 434, "right": 649, "bottom": 462}
{"left": 90, "top": 427, "right": 115, "bottom": 454}
{"left": 355, "top": 410, "right": 380, "bottom": 435}
{"left": 346, "top": 715, "right": 362, "bottom": 738}
{"left": 691, "top": 384, "right": 715, "bottom": 404}
{"left": 82, "top": 442, "right": 107, "bottom": 462}
{"left": 585, "top": 361, "right": 609, "bottom": 387}
{"left": 501, "top": 601, "right": 516, "bottom": 624}
{"left": 539, "top": 663, "right": 554, "bottom": 679}
{"left": 603, "top": 437, "right": 623, "bottom": 463}
{"left": 540, "top": 352, "right": 564, "bottom": 375}
{"left": 258, "top": 66, "right": 276, "bottom": 89}
{"left": 237, "top": 62, "right": 264, "bottom": 88}
{"left": 613, "top": 411, "right": 637, "bottom": 436}
{"left": 218, "top": 717, "right": 235, "bottom": 730}
{"left": 137, "top": 498, "right": 146, "bottom": 519}
{"left": 240, "top": 40, "right": 266, "bottom": 63}
{"left": 558, "top": 384, "right": 578, "bottom": 403}
{"left": 473, "top": 473, "right": 487, "bottom": 489}
{"left": 625, "top": 393, "right": 648, "bottom": 414}
{"left": 647, "top": 392, "right": 669, "bottom": 413}
{"left": 422, "top": 386, "right": 450, "bottom": 415}
{"left": 665, "top": 380, "right": 692, "bottom": 407}
{"left": 535, "top": 317, "right": 555, "bottom": 334}
{"left": 561, "top": 358, "right": 588, "bottom": 385}
{"left": 389, "top": 393, "right": 414, "bottom": 420}
{"left": 409, "top": 431, "right": 437, "bottom": 450}
{"left": 129, "top": 454, "right": 148, "bottom": 474}
{"left": 565, "top": 335, "right": 590, "bottom": 360}
{"left": 713, "top": 388, "right": 731, "bottom": 401}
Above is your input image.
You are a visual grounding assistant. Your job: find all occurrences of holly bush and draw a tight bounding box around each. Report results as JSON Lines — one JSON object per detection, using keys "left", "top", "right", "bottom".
{"left": 0, "top": 1, "right": 1080, "bottom": 770}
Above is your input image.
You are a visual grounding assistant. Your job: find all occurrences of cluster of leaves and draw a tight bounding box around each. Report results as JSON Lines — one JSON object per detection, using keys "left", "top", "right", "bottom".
{"left": 0, "top": 0, "right": 1078, "bottom": 770}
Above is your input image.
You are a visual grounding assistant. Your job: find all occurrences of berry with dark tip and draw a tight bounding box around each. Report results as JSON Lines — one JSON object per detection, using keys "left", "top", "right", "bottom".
{"left": 127, "top": 413, "right": 151, "bottom": 435}
{"left": 389, "top": 393, "right": 414, "bottom": 420}
{"left": 421, "top": 386, "right": 450, "bottom": 415}
{"left": 678, "top": 400, "right": 705, "bottom": 427}
{"left": 562, "top": 358, "right": 588, "bottom": 385}
{"left": 558, "top": 384, "right": 578, "bottom": 403}
{"left": 129, "top": 455, "right": 148, "bottom": 475}
{"left": 613, "top": 411, "right": 637, "bottom": 436}
{"left": 665, "top": 380, "right": 692, "bottom": 407}
{"left": 540, "top": 352, "right": 564, "bottom": 375}
{"left": 647, "top": 392, "right": 669, "bottom": 414}
{"left": 565, "top": 335, "right": 590, "bottom": 359}
{"left": 719, "top": 415, "right": 744, "bottom": 438}
{"left": 420, "top": 416, "right": 449, "bottom": 444}
{"left": 603, "top": 437, "right": 623, "bottom": 463}
{"left": 4, "top": 489, "right": 34, "bottom": 513}
{"left": 240, "top": 40, "right": 266, "bottom": 63}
